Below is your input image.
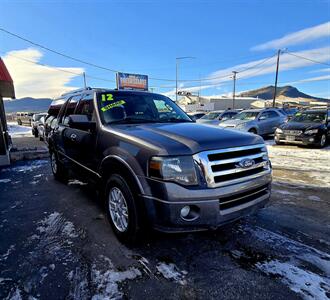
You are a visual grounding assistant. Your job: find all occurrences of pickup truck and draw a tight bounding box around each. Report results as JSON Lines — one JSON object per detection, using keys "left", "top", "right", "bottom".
{"left": 48, "top": 88, "right": 272, "bottom": 243}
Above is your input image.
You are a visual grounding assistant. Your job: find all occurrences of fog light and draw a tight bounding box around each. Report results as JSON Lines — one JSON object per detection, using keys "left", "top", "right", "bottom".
{"left": 309, "top": 138, "right": 314, "bottom": 142}
{"left": 180, "top": 206, "right": 190, "bottom": 218}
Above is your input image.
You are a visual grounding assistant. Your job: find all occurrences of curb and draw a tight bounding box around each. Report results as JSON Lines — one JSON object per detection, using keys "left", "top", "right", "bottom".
{"left": 10, "top": 149, "right": 49, "bottom": 162}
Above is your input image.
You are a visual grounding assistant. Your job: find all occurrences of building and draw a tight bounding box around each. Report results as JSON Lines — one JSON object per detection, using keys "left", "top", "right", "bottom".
{"left": 0, "top": 57, "right": 15, "bottom": 166}
{"left": 178, "top": 95, "right": 261, "bottom": 112}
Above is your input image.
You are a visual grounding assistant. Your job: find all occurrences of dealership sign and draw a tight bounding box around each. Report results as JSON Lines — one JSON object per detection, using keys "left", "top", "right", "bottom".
{"left": 116, "top": 72, "right": 148, "bottom": 91}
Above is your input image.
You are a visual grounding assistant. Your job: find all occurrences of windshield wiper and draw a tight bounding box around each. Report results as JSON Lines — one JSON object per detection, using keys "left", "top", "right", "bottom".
{"left": 159, "top": 118, "right": 192, "bottom": 123}
{"left": 110, "top": 117, "right": 158, "bottom": 124}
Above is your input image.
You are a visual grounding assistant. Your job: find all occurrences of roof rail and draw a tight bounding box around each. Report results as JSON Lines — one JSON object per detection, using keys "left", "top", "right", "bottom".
{"left": 60, "top": 87, "right": 92, "bottom": 97}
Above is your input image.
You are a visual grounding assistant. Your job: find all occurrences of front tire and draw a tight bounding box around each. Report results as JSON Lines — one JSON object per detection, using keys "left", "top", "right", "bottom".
{"left": 105, "top": 174, "right": 141, "bottom": 244}
{"left": 318, "top": 134, "right": 327, "bottom": 148}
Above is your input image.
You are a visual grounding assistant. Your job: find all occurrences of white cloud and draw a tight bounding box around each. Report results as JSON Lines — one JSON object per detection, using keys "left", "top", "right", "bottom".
{"left": 288, "top": 74, "right": 330, "bottom": 84}
{"left": 309, "top": 67, "right": 330, "bottom": 73}
{"left": 2, "top": 48, "right": 84, "bottom": 98}
{"left": 252, "top": 22, "right": 330, "bottom": 51}
{"left": 207, "top": 46, "right": 330, "bottom": 85}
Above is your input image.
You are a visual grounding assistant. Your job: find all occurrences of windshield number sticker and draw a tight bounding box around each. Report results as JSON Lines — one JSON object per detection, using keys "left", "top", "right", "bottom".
{"left": 101, "top": 93, "right": 114, "bottom": 102}
{"left": 101, "top": 100, "right": 126, "bottom": 112}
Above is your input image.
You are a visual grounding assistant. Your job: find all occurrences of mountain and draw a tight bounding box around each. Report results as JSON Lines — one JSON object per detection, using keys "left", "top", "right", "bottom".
{"left": 3, "top": 97, "right": 52, "bottom": 113}
{"left": 239, "top": 85, "right": 329, "bottom": 102}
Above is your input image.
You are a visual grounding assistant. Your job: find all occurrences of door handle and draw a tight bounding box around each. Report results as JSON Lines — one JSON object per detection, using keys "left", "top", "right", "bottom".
{"left": 70, "top": 133, "right": 77, "bottom": 141}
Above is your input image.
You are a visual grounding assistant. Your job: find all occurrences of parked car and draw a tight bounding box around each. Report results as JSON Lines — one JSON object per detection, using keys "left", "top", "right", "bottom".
{"left": 197, "top": 110, "right": 238, "bottom": 125}
{"left": 275, "top": 109, "right": 330, "bottom": 148}
{"left": 219, "top": 108, "right": 287, "bottom": 135}
{"left": 16, "top": 112, "right": 33, "bottom": 126}
{"left": 36, "top": 116, "right": 46, "bottom": 141}
{"left": 188, "top": 111, "right": 206, "bottom": 121}
{"left": 31, "top": 113, "right": 47, "bottom": 137}
{"left": 48, "top": 88, "right": 271, "bottom": 243}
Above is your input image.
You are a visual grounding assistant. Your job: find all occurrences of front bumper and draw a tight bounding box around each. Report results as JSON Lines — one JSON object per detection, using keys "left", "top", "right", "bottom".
{"left": 275, "top": 133, "right": 322, "bottom": 145}
{"left": 140, "top": 173, "right": 271, "bottom": 232}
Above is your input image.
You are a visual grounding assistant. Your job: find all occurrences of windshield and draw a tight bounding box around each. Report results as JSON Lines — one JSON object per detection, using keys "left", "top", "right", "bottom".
{"left": 234, "top": 111, "right": 259, "bottom": 120}
{"left": 200, "top": 112, "right": 222, "bottom": 120}
{"left": 97, "top": 91, "right": 192, "bottom": 124}
{"left": 291, "top": 111, "right": 326, "bottom": 123}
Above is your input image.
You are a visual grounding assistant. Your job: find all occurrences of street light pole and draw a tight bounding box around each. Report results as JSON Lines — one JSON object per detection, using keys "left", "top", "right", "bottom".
{"left": 175, "top": 56, "right": 195, "bottom": 102}
{"left": 232, "top": 71, "right": 238, "bottom": 109}
{"left": 273, "top": 49, "right": 281, "bottom": 107}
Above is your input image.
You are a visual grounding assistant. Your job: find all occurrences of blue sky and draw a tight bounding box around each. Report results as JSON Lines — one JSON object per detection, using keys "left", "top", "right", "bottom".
{"left": 0, "top": 0, "right": 329, "bottom": 99}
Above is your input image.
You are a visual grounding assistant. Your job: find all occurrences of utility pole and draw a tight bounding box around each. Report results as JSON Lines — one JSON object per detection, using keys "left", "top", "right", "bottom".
{"left": 232, "top": 71, "right": 238, "bottom": 109}
{"left": 83, "top": 72, "right": 87, "bottom": 88}
{"left": 273, "top": 49, "right": 281, "bottom": 107}
{"left": 175, "top": 56, "right": 195, "bottom": 102}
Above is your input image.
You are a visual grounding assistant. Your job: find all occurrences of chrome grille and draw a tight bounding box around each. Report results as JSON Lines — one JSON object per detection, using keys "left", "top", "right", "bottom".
{"left": 283, "top": 130, "right": 302, "bottom": 135}
{"left": 193, "top": 144, "right": 271, "bottom": 188}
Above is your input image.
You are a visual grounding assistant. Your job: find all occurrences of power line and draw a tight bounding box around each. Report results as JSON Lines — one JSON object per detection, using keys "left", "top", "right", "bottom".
{"left": 284, "top": 50, "right": 330, "bottom": 66}
{"left": 0, "top": 27, "right": 277, "bottom": 83}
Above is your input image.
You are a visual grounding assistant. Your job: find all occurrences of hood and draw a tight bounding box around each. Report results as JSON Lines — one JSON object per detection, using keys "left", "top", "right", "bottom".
{"left": 279, "top": 122, "right": 324, "bottom": 131}
{"left": 107, "top": 122, "right": 263, "bottom": 155}
{"left": 219, "top": 118, "right": 252, "bottom": 127}
{"left": 196, "top": 119, "right": 220, "bottom": 125}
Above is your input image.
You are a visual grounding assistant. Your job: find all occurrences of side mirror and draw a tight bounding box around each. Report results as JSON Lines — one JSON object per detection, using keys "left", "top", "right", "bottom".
{"left": 68, "top": 115, "right": 96, "bottom": 131}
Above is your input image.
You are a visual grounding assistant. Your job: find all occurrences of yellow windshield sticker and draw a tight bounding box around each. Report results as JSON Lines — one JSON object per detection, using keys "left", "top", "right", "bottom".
{"left": 101, "top": 93, "right": 114, "bottom": 102}
{"left": 101, "top": 100, "right": 126, "bottom": 112}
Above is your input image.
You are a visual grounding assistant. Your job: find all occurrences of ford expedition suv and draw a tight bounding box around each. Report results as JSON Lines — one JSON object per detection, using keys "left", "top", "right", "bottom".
{"left": 48, "top": 88, "right": 272, "bottom": 243}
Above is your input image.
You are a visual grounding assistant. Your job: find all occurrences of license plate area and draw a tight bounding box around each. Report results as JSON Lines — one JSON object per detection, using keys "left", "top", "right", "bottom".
{"left": 286, "top": 135, "right": 295, "bottom": 141}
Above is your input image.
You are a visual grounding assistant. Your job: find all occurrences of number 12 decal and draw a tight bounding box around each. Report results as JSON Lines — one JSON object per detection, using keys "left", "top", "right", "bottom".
{"left": 101, "top": 94, "right": 114, "bottom": 101}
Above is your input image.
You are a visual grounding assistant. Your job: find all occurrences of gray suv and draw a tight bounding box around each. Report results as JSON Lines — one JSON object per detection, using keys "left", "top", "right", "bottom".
{"left": 48, "top": 88, "right": 272, "bottom": 243}
{"left": 219, "top": 108, "right": 287, "bottom": 135}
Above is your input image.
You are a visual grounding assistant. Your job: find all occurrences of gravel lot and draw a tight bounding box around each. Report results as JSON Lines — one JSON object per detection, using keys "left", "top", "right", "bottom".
{"left": 0, "top": 139, "right": 329, "bottom": 300}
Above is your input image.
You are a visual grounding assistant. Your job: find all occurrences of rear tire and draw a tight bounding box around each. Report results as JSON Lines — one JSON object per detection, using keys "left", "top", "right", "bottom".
{"left": 105, "top": 174, "right": 141, "bottom": 245}
{"left": 17, "top": 120, "right": 22, "bottom": 126}
{"left": 50, "top": 151, "right": 68, "bottom": 183}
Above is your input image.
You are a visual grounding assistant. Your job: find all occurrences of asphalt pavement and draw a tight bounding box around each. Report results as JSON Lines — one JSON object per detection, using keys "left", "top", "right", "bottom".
{"left": 0, "top": 159, "right": 329, "bottom": 300}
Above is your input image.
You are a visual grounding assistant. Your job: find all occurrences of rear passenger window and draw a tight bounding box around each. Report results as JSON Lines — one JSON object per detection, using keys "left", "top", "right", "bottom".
{"left": 75, "top": 96, "right": 95, "bottom": 121}
{"left": 268, "top": 111, "right": 279, "bottom": 118}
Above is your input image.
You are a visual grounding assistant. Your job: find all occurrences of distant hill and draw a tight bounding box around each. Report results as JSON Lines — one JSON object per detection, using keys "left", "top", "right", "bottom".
{"left": 239, "top": 85, "right": 329, "bottom": 102}
{"left": 3, "top": 97, "right": 52, "bottom": 113}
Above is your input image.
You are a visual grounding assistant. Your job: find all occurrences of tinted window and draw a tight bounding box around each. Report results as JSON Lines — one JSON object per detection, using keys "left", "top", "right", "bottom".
{"left": 62, "top": 96, "right": 80, "bottom": 125}
{"left": 75, "top": 96, "right": 95, "bottom": 121}
{"left": 267, "top": 111, "right": 279, "bottom": 118}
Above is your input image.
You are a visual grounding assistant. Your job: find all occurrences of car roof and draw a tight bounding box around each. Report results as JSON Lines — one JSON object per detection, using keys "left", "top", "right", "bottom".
{"left": 303, "top": 109, "right": 327, "bottom": 113}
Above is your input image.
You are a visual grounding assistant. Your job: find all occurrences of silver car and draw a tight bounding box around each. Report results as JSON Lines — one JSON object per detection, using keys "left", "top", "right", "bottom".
{"left": 197, "top": 110, "right": 238, "bottom": 126}
{"left": 219, "top": 108, "right": 287, "bottom": 135}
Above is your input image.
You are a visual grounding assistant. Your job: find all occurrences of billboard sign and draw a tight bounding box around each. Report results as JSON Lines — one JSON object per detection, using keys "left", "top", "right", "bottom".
{"left": 116, "top": 72, "right": 148, "bottom": 91}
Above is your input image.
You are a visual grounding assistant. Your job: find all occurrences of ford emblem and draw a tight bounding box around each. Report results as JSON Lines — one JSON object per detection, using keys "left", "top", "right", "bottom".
{"left": 237, "top": 158, "right": 255, "bottom": 169}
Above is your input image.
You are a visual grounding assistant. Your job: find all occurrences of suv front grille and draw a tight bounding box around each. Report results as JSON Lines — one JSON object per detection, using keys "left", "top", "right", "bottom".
{"left": 283, "top": 130, "right": 302, "bottom": 135}
{"left": 194, "top": 144, "right": 271, "bottom": 188}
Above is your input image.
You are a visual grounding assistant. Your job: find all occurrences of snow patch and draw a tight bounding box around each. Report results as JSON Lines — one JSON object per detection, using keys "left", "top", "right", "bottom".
{"left": 257, "top": 260, "right": 330, "bottom": 300}
{"left": 0, "top": 245, "right": 15, "bottom": 261}
{"left": 91, "top": 255, "right": 141, "bottom": 300}
{"left": 308, "top": 195, "right": 322, "bottom": 202}
{"left": 156, "top": 262, "right": 187, "bottom": 285}
{"left": 274, "top": 189, "right": 300, "bottom": 196}
{"left": 68, "top": 180, "right": 88, "bottom": 186}
{"left": 0, "top": 178, "right": 11, "bottom": 183}
{"left": 7, "top": 123, "right": 32, "bottom": 137}
{"left": 5, "top": 287, "right": 22, "bottom": 300}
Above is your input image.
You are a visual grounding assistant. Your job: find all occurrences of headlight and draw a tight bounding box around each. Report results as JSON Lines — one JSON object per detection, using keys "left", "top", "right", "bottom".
{"left": 305, "top": 129, "right": 318, "bottom": 135}
{"left": 236, "top": 123, "right": 246, "bottom": 129}
{"left": 275, "top": 128, "right": 283, "bottom": 134}
{"left": 149, "top": 156, "right": 198, "bottom": 186}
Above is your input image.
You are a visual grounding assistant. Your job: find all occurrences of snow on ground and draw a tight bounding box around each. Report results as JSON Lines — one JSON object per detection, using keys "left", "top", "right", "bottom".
{"left": 156, "top": 262, "right": 187, "bottom": 285}
{"left": 242, "top": 224, "right": 330, "bottom": 300}
{"left": 91, "top": 255, "right": 142, "bottom": 300}
{"left": 257, "top": 260, "right": 329, "bottom": 300}
{"left": 7, "top": 122, "right": 32, "bottom": 137}
{"left": 266, "top": 139, "right": 330, "bottom": 187}
{"left": 1, "top": 160, "right": 48, "bottom": 173}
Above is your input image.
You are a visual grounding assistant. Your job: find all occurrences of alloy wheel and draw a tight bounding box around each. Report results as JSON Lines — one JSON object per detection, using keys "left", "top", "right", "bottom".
{"left": 108, "top": 187, "right": 129, "bottom": 232}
